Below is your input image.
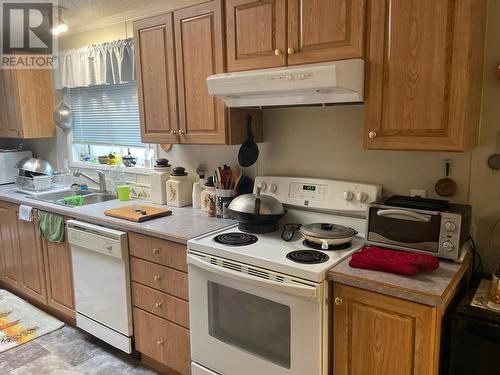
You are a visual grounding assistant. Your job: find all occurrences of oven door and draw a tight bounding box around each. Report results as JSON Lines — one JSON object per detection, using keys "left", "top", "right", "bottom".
{"left": 187, "top": 251, "right": 326, "bottom": 375}
{"left": 367, "top": 207, "right": 442, "bottom": 253}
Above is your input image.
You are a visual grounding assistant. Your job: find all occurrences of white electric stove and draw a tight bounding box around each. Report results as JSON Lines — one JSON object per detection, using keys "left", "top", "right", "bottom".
{"left": 187, "top": 176, "right": 382, "bottom": 375}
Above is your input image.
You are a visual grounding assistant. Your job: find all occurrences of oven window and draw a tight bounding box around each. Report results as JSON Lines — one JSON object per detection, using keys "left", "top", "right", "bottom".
{"left": 207, "top": 282, "right": 291, "bottom": 368}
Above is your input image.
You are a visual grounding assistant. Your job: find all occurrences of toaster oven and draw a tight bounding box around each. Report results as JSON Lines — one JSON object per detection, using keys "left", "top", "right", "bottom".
{"left": 366, "top": 199, "right": 471, "bottom": 260}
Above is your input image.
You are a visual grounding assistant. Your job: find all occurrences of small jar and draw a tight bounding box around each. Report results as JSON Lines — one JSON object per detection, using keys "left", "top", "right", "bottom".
{"left": 207, "top": 201, "right": 216, "bottom": 217}
{"left": 166, "top": 167, "right": 193, "bottom": 207}
{"left": 201, "top": 176, "right": 216, "bottom": 212}
{"left": 215, "top": 189, "right": 234, "bottom": 219}
{"left": 150, "top": 159, "right": 171, "bottom": 205}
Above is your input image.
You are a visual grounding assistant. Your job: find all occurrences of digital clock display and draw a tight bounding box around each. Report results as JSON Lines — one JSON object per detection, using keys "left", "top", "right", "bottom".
{"left": 303, "top": 185, "right": 316, "bottom": 192}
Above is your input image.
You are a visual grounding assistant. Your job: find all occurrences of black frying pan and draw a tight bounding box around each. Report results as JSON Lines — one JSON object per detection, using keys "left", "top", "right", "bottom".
{"left": 238, "top": 115, "right": 259, "bottom": 167}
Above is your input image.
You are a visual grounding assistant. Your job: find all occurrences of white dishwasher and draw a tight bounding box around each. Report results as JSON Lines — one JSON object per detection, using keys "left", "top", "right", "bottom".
{"left": 67, "top": 220, "right": 133, "bottom": 353}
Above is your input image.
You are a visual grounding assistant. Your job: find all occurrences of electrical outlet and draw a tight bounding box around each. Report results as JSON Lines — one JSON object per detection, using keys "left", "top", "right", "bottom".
{"left": 410, "top": 189, "right": 427, "bottom": 198}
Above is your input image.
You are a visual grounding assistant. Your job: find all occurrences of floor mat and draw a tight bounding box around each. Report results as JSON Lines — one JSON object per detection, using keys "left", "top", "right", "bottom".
{"left": 0, "top": 289, "right": 64, "bottom": 353}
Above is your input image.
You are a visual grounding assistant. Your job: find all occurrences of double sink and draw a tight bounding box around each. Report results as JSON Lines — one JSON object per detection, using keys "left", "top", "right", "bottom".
{"left": 33, "top": 189, "right": 117, "bottom": 207}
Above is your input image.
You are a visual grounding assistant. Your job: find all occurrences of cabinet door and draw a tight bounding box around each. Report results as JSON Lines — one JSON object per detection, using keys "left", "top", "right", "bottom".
{"left": 174, "top": 1, "right": 227, "bottom": 144}
{"left": 364, "top": 0, "right": 485, "bottom": 151}
{"left": 16, "top": 209, "right": 47, "bottom": 304}
{"left": 0, "top": 70, "right": 21, "bottom": 138}
{"left": 225, "top": 0, "right": 286, "bottom": 71}
{"left": 333, "top": 283, "right": 437, "bottom": 375}
{"left": 42, "top": 232, "right": 75, "bottom": 319}
{"left": 287, "top": 0, "right": 365, "bottom": 65}
{"left": 134, "top": 13, "right": 179, "bottom": 144}
{"left": 0, "top": 202, "right": 21, "bottom": 289}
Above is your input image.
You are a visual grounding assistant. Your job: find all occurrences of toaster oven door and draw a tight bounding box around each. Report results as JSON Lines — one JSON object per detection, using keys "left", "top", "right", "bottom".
{"left": 367, "top": 207, "right": 441, "bottom": 253}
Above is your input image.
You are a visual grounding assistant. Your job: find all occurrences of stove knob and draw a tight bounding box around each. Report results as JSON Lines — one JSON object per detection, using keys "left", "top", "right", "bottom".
{"left": 444, "top": 221, "right": 456, "bottom": 232}
{"left": 442, "top": 241, "right": 455, "bottom": 252}
{"left": 356, "top": 192, "right": 367, "bottom": 202}
{"left": 343, "top": 190, "right": 354, "bottom": 201}
{"left": 259, "top": 182, "right": 267, "bottom": 191}
{"left": 269, "top": 183, "right": 277, "bottom": 193}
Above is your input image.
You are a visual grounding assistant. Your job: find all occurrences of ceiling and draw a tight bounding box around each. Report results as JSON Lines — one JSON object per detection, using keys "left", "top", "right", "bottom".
{"left": 58, "top": 0, "right": 174, "bottom": 33}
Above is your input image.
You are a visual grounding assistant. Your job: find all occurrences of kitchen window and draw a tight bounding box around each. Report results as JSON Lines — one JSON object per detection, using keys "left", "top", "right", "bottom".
{"left": 66, "top": 82, "right": 155, "bottom": 171}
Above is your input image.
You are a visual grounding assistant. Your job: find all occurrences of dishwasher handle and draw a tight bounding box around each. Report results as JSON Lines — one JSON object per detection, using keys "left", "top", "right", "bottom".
{"left": 68, "top": 227, "right": 127, "bottom": 259}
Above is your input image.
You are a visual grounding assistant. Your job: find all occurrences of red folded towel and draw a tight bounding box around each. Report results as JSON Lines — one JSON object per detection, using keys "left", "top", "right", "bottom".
{"left": 349, "top": 246, "right": 439, "bottom": 276}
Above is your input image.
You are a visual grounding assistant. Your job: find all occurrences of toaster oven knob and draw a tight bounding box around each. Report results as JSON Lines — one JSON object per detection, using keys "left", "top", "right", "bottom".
{"left": 444, "top": 221, "right": 456, "bottom": 232}
{"left": 442, "top": 241, "right": 455, "bottom": 252}
{"left": 356, "top": 192, "right": 367, "bottom": 202}
{"left": 343, "top": 190, "right": 354, "bottom": 201}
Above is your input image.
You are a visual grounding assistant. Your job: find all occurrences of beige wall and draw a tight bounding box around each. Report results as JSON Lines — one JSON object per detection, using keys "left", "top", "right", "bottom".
{"left": 469, "top": 0, "right": 500, "bottom": 272}
{"left": 7, "top": 0, "right": 497, "bottom": 270}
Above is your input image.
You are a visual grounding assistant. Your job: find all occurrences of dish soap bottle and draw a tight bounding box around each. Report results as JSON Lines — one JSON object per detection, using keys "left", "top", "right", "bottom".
{"left": 166, "top": 167, "right": 192, "bottom": 207}
{"left": 150, "top": 159, "right": 171, "bottom": 205}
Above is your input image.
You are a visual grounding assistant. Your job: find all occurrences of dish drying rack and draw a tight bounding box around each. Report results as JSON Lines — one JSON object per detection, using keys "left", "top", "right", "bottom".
{"left": 16, "top": 175, "right": 52, "bottom": 192}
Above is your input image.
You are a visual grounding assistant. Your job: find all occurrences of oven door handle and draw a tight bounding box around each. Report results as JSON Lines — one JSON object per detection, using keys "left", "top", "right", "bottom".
{"left": 376, "top": 209, "right": 431, "bottom": 222}
{"left": 187, "top": 254, "right": 321, "bottom": 300}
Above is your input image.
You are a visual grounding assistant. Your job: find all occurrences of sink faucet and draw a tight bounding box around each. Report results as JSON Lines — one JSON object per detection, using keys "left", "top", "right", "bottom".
{"left": 73, "top": 169, "right": 107, "bottom": 192}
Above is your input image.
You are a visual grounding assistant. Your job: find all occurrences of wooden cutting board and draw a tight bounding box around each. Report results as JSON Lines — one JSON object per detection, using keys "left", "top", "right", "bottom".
{"left": 104, "top": 205, "right": 172, "bottom": 222}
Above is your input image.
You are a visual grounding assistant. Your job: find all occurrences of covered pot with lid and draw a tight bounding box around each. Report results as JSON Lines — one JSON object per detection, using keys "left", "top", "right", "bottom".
{"left": 228, "top": 187, "right": 286, "bottom": 233}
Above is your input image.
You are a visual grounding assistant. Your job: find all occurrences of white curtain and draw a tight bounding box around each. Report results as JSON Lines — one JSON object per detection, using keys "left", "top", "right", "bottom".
{"left": 55, "top": 38, "right": 135, "bottom": 89}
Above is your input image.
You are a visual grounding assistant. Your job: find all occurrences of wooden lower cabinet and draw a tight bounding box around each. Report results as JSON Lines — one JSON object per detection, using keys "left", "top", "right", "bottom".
{"left": 130, "top": 233, "right": 191, "bottom": 375}
{"left": 16, "top": 209, "right": 47, "bottom": 304}
{"left": 42, "top": 235, "right": 75, "bottom": 319}
{"left": 0, "top": 201, "right": 74, "bottom": 321}
{"left": 0, "top": 202, "right": 21, "bottom": 289}
{"left": 134, "top": 307, "right": 191, "bottom": 375}
{"left": 333, "top": 283, "right": 440, "bottom": 375}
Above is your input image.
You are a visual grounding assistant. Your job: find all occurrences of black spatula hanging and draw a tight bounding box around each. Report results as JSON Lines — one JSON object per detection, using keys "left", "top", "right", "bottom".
{"left": 238, "top": 115, "right": 259, "bottom": 167}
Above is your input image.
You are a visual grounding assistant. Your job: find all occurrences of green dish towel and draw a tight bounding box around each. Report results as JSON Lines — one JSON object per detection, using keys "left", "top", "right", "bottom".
{"left": 63, "top": 195, "right": 84, "bottom": 206}
{"left": 38, "top": 211, "right": 65, "bottom": 243}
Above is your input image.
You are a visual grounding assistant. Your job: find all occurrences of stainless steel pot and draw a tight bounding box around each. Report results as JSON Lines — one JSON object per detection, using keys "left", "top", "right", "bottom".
{"left": 228, "top": 187, "right": 286, "bottom": 233}
{"left": 53, "top": 103, "right": 72, "bottom": 131}
{"left": 15, "top": 157, "right": 54, "bottom": 176}
{"left": 300, "top": 223, "right": 357, "bottom": 249}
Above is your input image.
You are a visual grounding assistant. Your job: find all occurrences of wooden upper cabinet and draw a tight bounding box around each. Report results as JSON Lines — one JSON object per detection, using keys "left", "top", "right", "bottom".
{"left": 174, "top": 1, "right": 227, "bottom": 144}
{"left": 225, "top": 0, "right": 287, "bottom": 71}
{"left": 1, "top": 68, "right": 55, "bottom": 139}
{"left": 364, "top": 0, "right": 487, "bottom": 151}
{"left": 287, "top": 0, "right": 365, "bottom": 66}
{"left": 333, "top": 283, "right": 438, "bottom": 375}
{"left": 134, "top": 14, "right": 179, "bottom": 144}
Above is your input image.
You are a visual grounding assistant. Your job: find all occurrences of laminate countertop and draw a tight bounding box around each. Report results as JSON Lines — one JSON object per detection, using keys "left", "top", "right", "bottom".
{"left": 329, "top": 253, "right": 471, "bottom": 307}
{"left": 0, "top": 185, "right": 235, "bottom": 244}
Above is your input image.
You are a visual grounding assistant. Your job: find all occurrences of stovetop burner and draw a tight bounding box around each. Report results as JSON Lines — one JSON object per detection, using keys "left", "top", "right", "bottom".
{"left": 286, "top": 250, "right": 329, "bottom": 264}
{"left": 214, "top": 232, "right": 258, "bottom": 246}
{"left": 302, "top": 240, "right": 352, "bottom": 251}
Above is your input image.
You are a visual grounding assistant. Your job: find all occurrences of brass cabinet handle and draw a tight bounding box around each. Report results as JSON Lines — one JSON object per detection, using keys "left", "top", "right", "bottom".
{"left": 334, "top": 297, "right": 343, "bottom": 306}
{"left": 152, "top": 248, "right": 160, "bottom": 255}
{"left": 178, "top": 129, "right": 185, "bottom": 135}
{"left": 287, "top": 47, "right": 295, "bottom": 55}
{"left": 274, "top": 48, "right": 282, "bottom": 56}
{"left": 170, "top": 130, "right": 177, "bottom": 135}
{"left": 154, "top": 302, "right": 162, "bottom": 309}
{"left": 157, "top": 339, "right": 164, "bottom": 346}
{"left": 154, "top": 275, "right": 161, "bottom": 282}
{"left": 368, "top": 131, "right": 377, "bottom": 139}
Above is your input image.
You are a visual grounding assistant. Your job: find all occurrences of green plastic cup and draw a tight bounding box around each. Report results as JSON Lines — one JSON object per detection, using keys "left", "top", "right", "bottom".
{"left": 116, "top": 185, "right": 131, "bottom": 201}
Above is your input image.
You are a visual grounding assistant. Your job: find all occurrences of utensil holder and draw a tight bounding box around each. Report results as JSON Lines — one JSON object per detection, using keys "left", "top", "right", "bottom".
{"left": 215, "top": 189, "right": 234, "bottom": 218}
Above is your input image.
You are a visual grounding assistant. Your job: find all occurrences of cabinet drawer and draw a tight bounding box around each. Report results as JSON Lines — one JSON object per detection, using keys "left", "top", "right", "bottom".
{"left": 133, "top": 307, "right": 191, "bottom": 375}
{"left": 129, "top": 232, "right": 187, "bottom": 272}
{"left": 132, "top": 282, "right": 189, "bottom": 329}
{"left": 130, "top": 257, "right": 188, "bottom": 300}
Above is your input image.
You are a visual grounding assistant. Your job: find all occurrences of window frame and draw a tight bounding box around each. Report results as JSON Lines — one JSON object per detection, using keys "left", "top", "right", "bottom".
{"left": 63, "top": 85, "right": 157, "bottom": 175}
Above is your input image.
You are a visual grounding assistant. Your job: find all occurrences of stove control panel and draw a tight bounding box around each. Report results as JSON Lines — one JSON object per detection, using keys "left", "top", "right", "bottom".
{"left": 255, "top": 176, "right": 382, "bottom": 212}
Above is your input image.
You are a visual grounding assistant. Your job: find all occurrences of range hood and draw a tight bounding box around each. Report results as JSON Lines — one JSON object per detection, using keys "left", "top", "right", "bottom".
{"left": 207, "top": 59, "right": 364, "bottom": 108}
